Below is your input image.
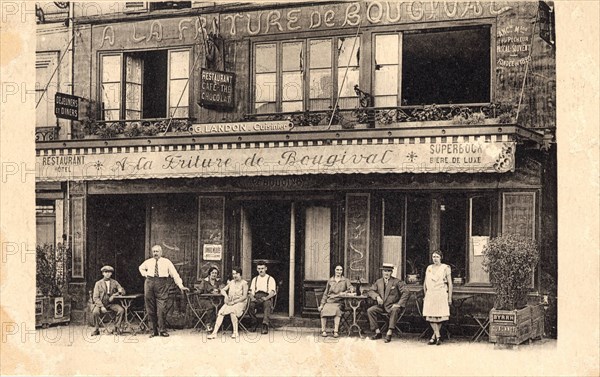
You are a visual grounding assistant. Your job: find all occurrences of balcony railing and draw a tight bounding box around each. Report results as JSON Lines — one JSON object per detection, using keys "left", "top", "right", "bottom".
{"left": 245, "top": 103, "right": 514, "bottom": 129}
{"left": 77, "top": 118, "right": 193, "bottom": 139}
{"left": 35, "top": 126, "right": 60, "bottom": 142}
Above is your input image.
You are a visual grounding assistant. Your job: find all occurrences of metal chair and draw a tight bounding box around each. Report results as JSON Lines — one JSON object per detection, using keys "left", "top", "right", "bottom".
{"left": 314, "top": 287, "right": 352, "bottom": 332}
{"left": 223, "top": 296, "right": 251, "bottom": 334}
{"left": 184, "top": 291, "right": 215, "bottom": 332}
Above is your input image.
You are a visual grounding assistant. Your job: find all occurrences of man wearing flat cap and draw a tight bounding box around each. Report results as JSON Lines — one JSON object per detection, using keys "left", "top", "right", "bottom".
{"left": 91, "top": 265, "right": 126, "bottom": 336}
{"left": 366, "top": 263, "right": 410, "bottom": 343}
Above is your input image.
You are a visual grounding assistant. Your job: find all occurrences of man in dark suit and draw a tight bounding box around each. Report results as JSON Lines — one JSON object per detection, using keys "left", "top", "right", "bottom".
{"left": 366, "top": 263, "right": 410, "bottom": 343}
{"left": 91, "top": 265, "right": 126, "bottom": 336}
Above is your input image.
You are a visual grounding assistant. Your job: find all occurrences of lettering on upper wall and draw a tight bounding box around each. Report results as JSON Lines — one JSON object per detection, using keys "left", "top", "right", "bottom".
{"left": 98, "top": 15, "right": 219, "bottom": 48}
{"left": 221, "top": 1, "right": 513, "bottom": 36}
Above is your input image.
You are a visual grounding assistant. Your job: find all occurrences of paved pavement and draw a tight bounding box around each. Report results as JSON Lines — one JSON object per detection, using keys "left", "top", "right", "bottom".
{"left": 0, "top": 324, "right": 569, "bottom": 376}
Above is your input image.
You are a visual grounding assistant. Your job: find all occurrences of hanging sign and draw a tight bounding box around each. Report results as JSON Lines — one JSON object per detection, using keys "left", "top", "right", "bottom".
{"left": 54, "top": 92, "right": 80, "bottom": 120}
{"left": 199, "top": 69, "right": 235, "bottom": 110}
{"left": 538, "top": 1, "right": 555, "bottom": 46}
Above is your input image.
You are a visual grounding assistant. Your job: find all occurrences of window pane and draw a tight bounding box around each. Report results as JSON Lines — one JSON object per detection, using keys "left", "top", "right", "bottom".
{"left": 282, "top": 101, "right": 303, "bottom": 112}
{"left": 169, "top": 79, "right": 189, "bottom": 107}
{"left": 255, "top": 102, "right": 276, "bottom": 113}
{"left": 283, "top": 42, "right": 303, "bottom": 71}
{"left": 402, "top": 27, "right": 491, "bottom": 105}
{"left": 125, "top": 83, "right": 141, "bottom": 110}
{"left": 338, "top": 97, "right": 358, "bottom": 109}
{"left": 310, "top": 39, "right": 331, "bottom": 69}
{"left": 101, "top": 83, "right": 121, "bottom": 110}
{"left": 338, "top": 37, "right": 360, "bottom": 67}
{"left": 255, "top": 73, "right": 277, "bottom": 102}
{"left": 374, "top": 96, "right": 397, "bottom": 107}
{"left": 282, "top": 72, "right": 303, "bottom": 102}
{"left": 169, "top": 50, "right": 190, "bottom": 79}
{"left": 375, "top": 34, "right": 399, "bottom": 64}
{"left": 103, "top": 110, "right": 120, "bottom": 121}
{"left": 309, "top": 99, "right": 330, "bottom": 111}
{"left": 169, "top": 107, "right": 189, "bottom": 118}
{"left": 309, "top": 69, "right": 332, "bottom": 99}
{"left": 125, "top": 55, "right": 142, "bottom": 84}
{"left": 374, "top": 65, "right": 398, "bottom": 96}
{"left": 102, "top": 55, "right": 121, "bottom": 82}
{"left": 255, "top": 43, "right": 276, "bottom": 73}
{"left": 469, "top": 196, "right": 493, "bottom": 284}
{"left": 338, "top": 68, "right": 359, "bottom": 98}
{"left": 126, "top": 110, "right": 141, "bottom": 120}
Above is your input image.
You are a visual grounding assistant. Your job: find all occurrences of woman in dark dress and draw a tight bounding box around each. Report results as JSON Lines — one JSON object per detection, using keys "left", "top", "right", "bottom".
{"left": 318, "top": 264, "right": 353, "bottom": 338}
{"left": 195, "top": 266, "right": 220, "bottom": 332}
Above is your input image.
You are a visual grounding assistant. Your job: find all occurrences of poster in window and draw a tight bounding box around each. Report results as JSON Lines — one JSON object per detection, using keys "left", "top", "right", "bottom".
{"left": 203, "top": 244, "right": 222, "bottom": 261}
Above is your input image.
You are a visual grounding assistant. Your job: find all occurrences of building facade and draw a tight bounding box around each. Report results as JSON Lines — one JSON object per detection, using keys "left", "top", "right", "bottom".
{"left": 35, "top": 1, "right": 557, "bottom": 329}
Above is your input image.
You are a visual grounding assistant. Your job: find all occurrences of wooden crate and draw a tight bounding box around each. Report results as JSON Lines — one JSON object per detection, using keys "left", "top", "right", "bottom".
{"left": 489, "top": 305, "right": 545, "bottom": 345}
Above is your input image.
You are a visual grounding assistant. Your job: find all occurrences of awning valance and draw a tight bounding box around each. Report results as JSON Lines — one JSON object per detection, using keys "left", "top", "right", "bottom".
{"left": 36, "top": 134, "right": 517, "bottom": 182}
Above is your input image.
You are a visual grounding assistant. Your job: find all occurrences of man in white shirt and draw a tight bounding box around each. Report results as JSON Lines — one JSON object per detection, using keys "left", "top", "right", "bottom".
{"left": 91, "top": 265, "right": 125, "bottom": 336}
{"left": 249, "top": 262, "right": 277, "bottom": 334}
{"left": 138, "top": 245, "right": 189, "bottom": 338}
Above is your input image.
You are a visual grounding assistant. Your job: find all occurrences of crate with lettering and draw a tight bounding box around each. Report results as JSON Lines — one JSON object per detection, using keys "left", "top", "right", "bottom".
{"left": 489, "top": 305, "right": 544, "bottom": 345}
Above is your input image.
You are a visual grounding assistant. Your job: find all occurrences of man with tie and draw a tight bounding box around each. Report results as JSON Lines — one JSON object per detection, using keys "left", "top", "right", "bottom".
{"left": 366, "top": 263, "right": 410, "bottom": 343}
{"left": 138, "top": 244, "right": 189, "bottom": 338}
{"left": 91, "top": 265, "right": 126, "bottom": 336}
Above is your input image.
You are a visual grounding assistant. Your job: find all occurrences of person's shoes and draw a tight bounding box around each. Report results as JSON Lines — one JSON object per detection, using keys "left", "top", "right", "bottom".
{"left": 333, "top": 332, "right": 339, "bottom": 338}
{"left": 159, "top": 331, "right": 169, "bottom": 337}
{"left": 261, "top": 324, "right": 268, "bottom": 334}
{"left": 321, "top": 331, "right": 328, "bottom": 337}
{"left": 205, "top": 325, "right": 213, "bottom": 333}
{"left": 149, "top": 332, "right": 159, "bottom": 338}
{"left": 207, "top": 333, "right": 216, "bottom": 340}
{"left": 370, "top": 332, "right": 382, "bottom": 340}
{"left": 91, "top": 329, "right": 100, "bottom": 336}
{"left": 114, "top": 327, "right": 123, "bottom": 336}
{"left": 436, "top": 337, "right": 442, "bottom": 345}
{"left": 231, "top": 332, "right": 239, "bottom": 339}
{"left": 428, "top": 336, "right": 436, "bottom": 345}
{"left": 384, "top": 333, "right": 392, "bottom": 343}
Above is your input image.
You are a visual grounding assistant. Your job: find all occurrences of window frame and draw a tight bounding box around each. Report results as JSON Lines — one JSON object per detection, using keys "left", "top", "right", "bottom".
{"left": 250, "top": 31, "right": 361, "bottom": 114}
{"left": 97, "top": 46, "right": 193, "bottom": 121}
{"left": 371, "top": 19, "right": 496, "bottom": 107}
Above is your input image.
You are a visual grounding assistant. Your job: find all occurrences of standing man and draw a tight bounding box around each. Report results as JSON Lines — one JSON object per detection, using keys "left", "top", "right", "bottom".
{"left": 249, "top": 261, "right": 277, "bottom": 334}
{"left": 91, "top": 265, "right": 126, "bottom": 336}
{"left": 138, "top": 244, "right": 189, "bottom": 338}
{"left": 366, "top": 263, "right": 410, "bottom": 343}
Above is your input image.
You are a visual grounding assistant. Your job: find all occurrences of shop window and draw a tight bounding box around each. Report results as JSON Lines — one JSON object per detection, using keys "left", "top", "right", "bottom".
{"left": 382, "top": 197, "right": 404, "bottom": 278}
{"left": 36, "top": 52, "right": 59, "bottom": 128}
{"left": 100, "top": 49, "right": 190, "bottom": 120}
{"left": 468, "top": 195, "right": 495, "bottom": 284}
{"left": 304, "top": 206, "right": 331, "bottom": 280}
{"left": 149, "top": 2, "right": 191, "bottom": 11}
{"left": 36, "top": 201, "right": 55, "bottom": 247}
{"left": 439, "top": 195, "right": 467, "bottom": 280}
{"left": 373, "top": 25, "right": 491, "bottom": 106}
{"left": 253, "top": 36, "right": 359, "bottom": 113}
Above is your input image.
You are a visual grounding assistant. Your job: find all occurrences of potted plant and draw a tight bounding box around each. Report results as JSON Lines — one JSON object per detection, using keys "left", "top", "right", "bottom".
{"left": 450, "top": 264, "right": 465, "bottom": 285}
{"left": 405, "top": 258, "right": 421, "bottom": 284}
{"left": 482, "top": 235, "right": 544, "bottom": 345}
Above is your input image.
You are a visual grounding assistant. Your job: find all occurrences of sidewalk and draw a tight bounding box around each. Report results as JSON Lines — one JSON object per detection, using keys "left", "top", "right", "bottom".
{"left": 2, "top": 325, "right": 560, "bottom": 376}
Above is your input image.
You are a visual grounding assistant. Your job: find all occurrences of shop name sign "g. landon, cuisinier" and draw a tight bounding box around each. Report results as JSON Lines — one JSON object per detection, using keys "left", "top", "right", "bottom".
{"left": 36, "top": 137, "right": 516, "bottom": 182}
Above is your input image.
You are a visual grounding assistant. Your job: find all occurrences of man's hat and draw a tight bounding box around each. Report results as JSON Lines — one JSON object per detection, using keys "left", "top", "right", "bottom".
{"left": 380, "top": 263, "right": 395, "bottom": 271}
{"left": 101, "top": 265, "right": 114, "bottom": 272}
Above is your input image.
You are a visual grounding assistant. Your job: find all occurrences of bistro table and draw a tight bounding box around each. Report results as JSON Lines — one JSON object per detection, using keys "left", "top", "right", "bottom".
{"left": 185, "top": 291, "right": 224, "bottom": 332}
{"left": 449, "top": 295, "right": 473, "bottom": 336}
{"left": 112, "top": 293, "right": 144, "bottom": 335}
{"left": 338, "top": 294, "right": 369, "bottom": 338}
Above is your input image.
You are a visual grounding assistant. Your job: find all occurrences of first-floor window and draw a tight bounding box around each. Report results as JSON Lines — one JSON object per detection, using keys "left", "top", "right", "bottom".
{"left": 100, "top": 48, "right": 190, "bottom": 120}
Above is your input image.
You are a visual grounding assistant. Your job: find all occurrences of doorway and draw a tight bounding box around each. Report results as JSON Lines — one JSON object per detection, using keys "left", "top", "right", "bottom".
{"left": 439, "top": 195, "right": 467, "bottom": 277}
{"left": 241, "top": 201, "right": 291, "bottom": 314}
{"left": 87, "top": 195, "right": 146, "bottom": 294}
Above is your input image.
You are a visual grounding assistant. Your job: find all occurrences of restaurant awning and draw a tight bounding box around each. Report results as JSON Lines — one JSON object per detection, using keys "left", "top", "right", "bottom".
{"left": 35, "top": 125, "right": 542, "bottom": 182}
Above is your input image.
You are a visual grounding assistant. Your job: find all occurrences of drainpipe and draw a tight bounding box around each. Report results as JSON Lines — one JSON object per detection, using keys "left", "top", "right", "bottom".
{"left": 289, "top": 202, "right": 296, "bottom": 318}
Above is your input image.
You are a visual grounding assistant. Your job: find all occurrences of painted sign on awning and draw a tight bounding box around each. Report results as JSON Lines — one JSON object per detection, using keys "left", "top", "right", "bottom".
{"left": 36, "top": 136, "right": 516, "bottom": 182}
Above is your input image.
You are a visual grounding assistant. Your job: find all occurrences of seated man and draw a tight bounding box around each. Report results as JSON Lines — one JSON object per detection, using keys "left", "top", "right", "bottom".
{"left": 248, "top": 262, "right": 277, "bottom": 334}
{"left": 366, "top": 263, "right": 410, "bottom": 343}
{"left": 91, "top": 265, "right": 126, "bottom": 336}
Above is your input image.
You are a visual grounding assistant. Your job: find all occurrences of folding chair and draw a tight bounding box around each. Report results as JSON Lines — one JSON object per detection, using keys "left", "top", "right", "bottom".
{"left": 185, "top": 291, "right": 215, "bottom": 332}
{"left": 315, "top": 287, "right": 352, "bottom": 333}
{"left": 132, "top": 308, "right": 150, "bottom": 333}
{"left": 98, "top": 311, "right": 118, "bottom": 334}
{"left": 380, "top": 292, "right": 412, "bottom": 337}
{"left": 224, "top": 297, "right": 251, "bottom": 334}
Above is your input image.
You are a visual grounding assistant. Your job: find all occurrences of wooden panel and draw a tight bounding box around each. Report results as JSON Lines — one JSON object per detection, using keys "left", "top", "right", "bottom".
{"left": 304, "top": 206, "right": 331, "bottom": 280}
{"left": 150, "top": 196, "right": 198, "bottom": 286}
{"left": 36, "top": 216, "right": 55, "bottom": 247}
{"left": 502, "top": 192, "right": 536, "bottom": 239}
{"left": 469, "top": 195, "right": 493, "bottom": 284}
{"left": 71, "top": 197, "right": 85, "bottom": 278}
{"left": 197, "top": 196, "right": 225, "bottom": 281}
{"left": 344, "top": 194, "right": 370, "bottom": 283}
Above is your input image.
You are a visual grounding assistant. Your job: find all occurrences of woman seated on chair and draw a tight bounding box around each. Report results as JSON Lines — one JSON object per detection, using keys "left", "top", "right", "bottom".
{"left": 207, "top": 266, "right": 248, "bottom": 339}
{"left": 194, "top": 266, "right": 220, "bottom": 332}
{"left": 318, "top": 264, "right": 353, "bottom": 338}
